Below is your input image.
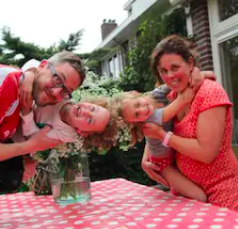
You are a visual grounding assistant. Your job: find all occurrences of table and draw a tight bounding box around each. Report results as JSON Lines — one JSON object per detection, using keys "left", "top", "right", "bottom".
{"left": 0, "top": 178, "right": 238, "bottom": 229}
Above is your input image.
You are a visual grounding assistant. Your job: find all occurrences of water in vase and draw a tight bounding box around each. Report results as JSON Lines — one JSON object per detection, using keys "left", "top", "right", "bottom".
{"left": 51, "top": 177, "right": 91, "bottom": 205}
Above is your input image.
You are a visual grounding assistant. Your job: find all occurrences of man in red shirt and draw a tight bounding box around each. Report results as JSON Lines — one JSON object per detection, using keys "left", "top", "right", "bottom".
{"left": 0, "top": 51, "right": 85, "bottom": 191}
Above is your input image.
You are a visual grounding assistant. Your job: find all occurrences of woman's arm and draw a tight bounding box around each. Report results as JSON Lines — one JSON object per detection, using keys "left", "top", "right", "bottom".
{"left": 168, "top": 106, "right": 226, "bottom": 163}
{"left": 143, "top": 106, "right": 226, "bottom": 164}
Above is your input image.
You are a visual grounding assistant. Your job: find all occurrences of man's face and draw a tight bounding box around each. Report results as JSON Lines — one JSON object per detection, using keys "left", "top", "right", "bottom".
{"left": 33, "top": 61, "right": 81, "bottom": 106}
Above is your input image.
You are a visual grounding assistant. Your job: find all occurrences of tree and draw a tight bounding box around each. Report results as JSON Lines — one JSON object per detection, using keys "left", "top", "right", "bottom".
{"left": 0, "top": 27, "right": 83, "bottom": 67}
{"left": 58, "top": 30, "right": 84, "bottom": 52}
{"left": 216, "top": 0, "right": 238, "bottom": 21}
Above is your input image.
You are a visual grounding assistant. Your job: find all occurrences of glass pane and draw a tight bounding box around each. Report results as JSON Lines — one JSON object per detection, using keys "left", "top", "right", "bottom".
{"left": 218, "top": 0, "right": 238, "bottom": 21}
{"left": 109, "top": 59, "right": 114, "bottom": 78}
{"left": 114, "top": 55, "right": 120, "bottom": 78}
{"left": 220, "top": 36, "right": 238, "bottom": 143}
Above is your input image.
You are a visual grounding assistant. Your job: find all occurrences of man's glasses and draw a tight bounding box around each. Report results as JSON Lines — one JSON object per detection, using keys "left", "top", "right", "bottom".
{"left": 49, "top": 63, "right": 72, "bottom": 99}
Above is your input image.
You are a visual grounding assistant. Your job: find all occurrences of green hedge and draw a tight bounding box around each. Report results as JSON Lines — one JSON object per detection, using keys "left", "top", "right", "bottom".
{"left": 88, "top": 140, "right": 156, "bottom": 186}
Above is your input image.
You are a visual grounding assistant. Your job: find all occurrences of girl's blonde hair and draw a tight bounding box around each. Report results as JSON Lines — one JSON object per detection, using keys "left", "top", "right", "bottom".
{"left": 111, "top": 92, "right": 157, "bottom": 147}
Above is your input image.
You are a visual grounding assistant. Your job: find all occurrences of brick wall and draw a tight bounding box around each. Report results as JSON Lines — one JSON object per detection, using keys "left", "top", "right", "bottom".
{"left": 190, "top": 0, "right": 213, "bottom": 71}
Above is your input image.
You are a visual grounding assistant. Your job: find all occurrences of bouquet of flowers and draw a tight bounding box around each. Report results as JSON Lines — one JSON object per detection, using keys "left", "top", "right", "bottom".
{"left": 32, "top": 122, "right": 132, "bottom": 201}
{"left": 32, "top": 137, "right": 87, "bottom": 197}
{"left": 48, "top": 140, "right": 90, "bottom": 203}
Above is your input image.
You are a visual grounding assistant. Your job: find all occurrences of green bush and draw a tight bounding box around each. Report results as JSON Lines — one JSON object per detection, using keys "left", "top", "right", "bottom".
{"left": 88, "top": 141, "right": 156, "bottom": 186}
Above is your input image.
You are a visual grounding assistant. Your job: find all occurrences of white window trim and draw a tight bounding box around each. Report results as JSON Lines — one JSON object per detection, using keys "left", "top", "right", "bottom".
{"left": 208, "top": 0, "right": 238, "bottom": 144}
{"left": 208, "top": 0, "right": 238, "bottom": 84}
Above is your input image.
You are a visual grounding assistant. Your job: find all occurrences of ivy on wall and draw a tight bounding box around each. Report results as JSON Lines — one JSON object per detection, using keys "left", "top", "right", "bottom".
{"left": 119, "top": 8, "right": 187, "bottom": 92}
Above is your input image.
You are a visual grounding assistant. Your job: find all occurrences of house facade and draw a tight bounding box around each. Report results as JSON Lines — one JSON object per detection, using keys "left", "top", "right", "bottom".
{"left": 95, "top": 0, "right": 238, "bottom": 144}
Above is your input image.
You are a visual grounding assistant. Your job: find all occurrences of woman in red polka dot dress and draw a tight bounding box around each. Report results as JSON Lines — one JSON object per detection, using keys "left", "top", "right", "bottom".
{"left": 141, "top": 35, "right": 238, "bottom": 211}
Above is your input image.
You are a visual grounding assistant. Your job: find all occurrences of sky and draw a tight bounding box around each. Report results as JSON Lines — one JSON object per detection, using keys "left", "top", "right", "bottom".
{"left": 0, "top": 0, "right": 128, "bottom": 53}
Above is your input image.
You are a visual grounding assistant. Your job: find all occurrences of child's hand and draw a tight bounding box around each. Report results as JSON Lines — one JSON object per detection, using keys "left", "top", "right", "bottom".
{"left": 202, "top": 71, "right": 216, "bottom": 81}
{"left": 20, "top": 70, "right": 35, "bottom": 115}
{"left": 21, "top": 96, "right": 33, "bottom": 116}
{"left": 178, "top": 87, "right": 195, "bottom": 105}
{"left": 189, "top": 67, "right": 216, "bottom": 91}
{"left": 189, "top": 67, "right": 204, "bottom": 90}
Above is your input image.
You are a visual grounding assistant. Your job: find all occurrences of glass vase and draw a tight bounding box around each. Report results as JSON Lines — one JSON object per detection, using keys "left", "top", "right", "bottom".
{"left": 48, "top": 150, "right": 91, "bottom": 205}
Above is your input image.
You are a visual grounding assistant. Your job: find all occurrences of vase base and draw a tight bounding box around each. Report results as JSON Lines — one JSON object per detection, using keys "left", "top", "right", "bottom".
{"left": 54, "top": 193, "right": 91, "bottom": 205}
{"left": 51, "top": 177, "right": 91, "bottom": 205}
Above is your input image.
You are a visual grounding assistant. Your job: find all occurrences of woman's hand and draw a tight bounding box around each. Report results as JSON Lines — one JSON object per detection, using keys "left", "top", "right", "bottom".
{"left": 142, "top": 123, "right": 166, "bottom": 140}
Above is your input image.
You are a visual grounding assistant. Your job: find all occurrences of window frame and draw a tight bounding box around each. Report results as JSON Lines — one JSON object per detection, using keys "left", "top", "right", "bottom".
{"left": 208, "top": 0, "right": 238, "bottom": 144}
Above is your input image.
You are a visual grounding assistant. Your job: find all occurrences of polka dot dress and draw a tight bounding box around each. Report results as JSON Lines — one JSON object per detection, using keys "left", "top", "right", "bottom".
{"left": 173, "top": 80, "right": 238, "bottom": 211}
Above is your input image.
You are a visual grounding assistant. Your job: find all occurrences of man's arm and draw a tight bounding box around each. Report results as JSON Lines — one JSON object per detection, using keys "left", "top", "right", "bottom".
{"left": 0, "top": 141, "right": 32, "bottom": 161}
{"left": 0, "top": 126, "right": 61, "bottom": 162}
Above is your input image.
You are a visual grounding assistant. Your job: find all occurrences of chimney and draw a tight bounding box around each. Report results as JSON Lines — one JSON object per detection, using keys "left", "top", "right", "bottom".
{"left": 101, "top": 19, "right": 117, "bottom": 40}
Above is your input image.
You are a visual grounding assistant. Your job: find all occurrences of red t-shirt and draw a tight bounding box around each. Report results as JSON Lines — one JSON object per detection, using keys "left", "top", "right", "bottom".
{"left": 0, "top": 64, "right": 23, "bottom": 142}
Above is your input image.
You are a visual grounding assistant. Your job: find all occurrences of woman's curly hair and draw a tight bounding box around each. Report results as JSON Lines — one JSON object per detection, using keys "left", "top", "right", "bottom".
{"left": 111, "top": 92, "right": 157, "bottom": 147}
{"left": 79, "top": 95, "right": 124, "bottom": 152}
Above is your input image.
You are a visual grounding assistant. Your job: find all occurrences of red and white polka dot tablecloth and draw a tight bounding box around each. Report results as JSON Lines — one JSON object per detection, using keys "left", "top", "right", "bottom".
{"left": 0, "top": 178, "right": 238, "bottom": 229}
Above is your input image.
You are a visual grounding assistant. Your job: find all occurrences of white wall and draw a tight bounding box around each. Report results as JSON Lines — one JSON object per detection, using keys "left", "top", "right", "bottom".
{"left": 130, "top": 0, "right": 158, "bottom": 19}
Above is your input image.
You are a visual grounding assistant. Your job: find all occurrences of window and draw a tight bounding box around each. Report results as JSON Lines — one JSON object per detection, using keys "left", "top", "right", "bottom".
{"left": 114, "top": 55, "right": 120, "bottom": 78}
{"left": 208, "top": 0, "right": 238, "bottom": 143}
{"left": 109, "top": 58, "right": 114, "bottom": 78}
{"left": 108, "top": 54, "right": 120, "bottom": 78}
{"left": 128, "top": 7, "right": 132, "bottom": 16}
{"left": 218, "top": 0, "right": 238, "bottom": 21}
{"left": 136, "top": 30, "right": 142, "bottom": 39}
{"left": 219, "top": 36, "right": 238, "bottom": 142}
